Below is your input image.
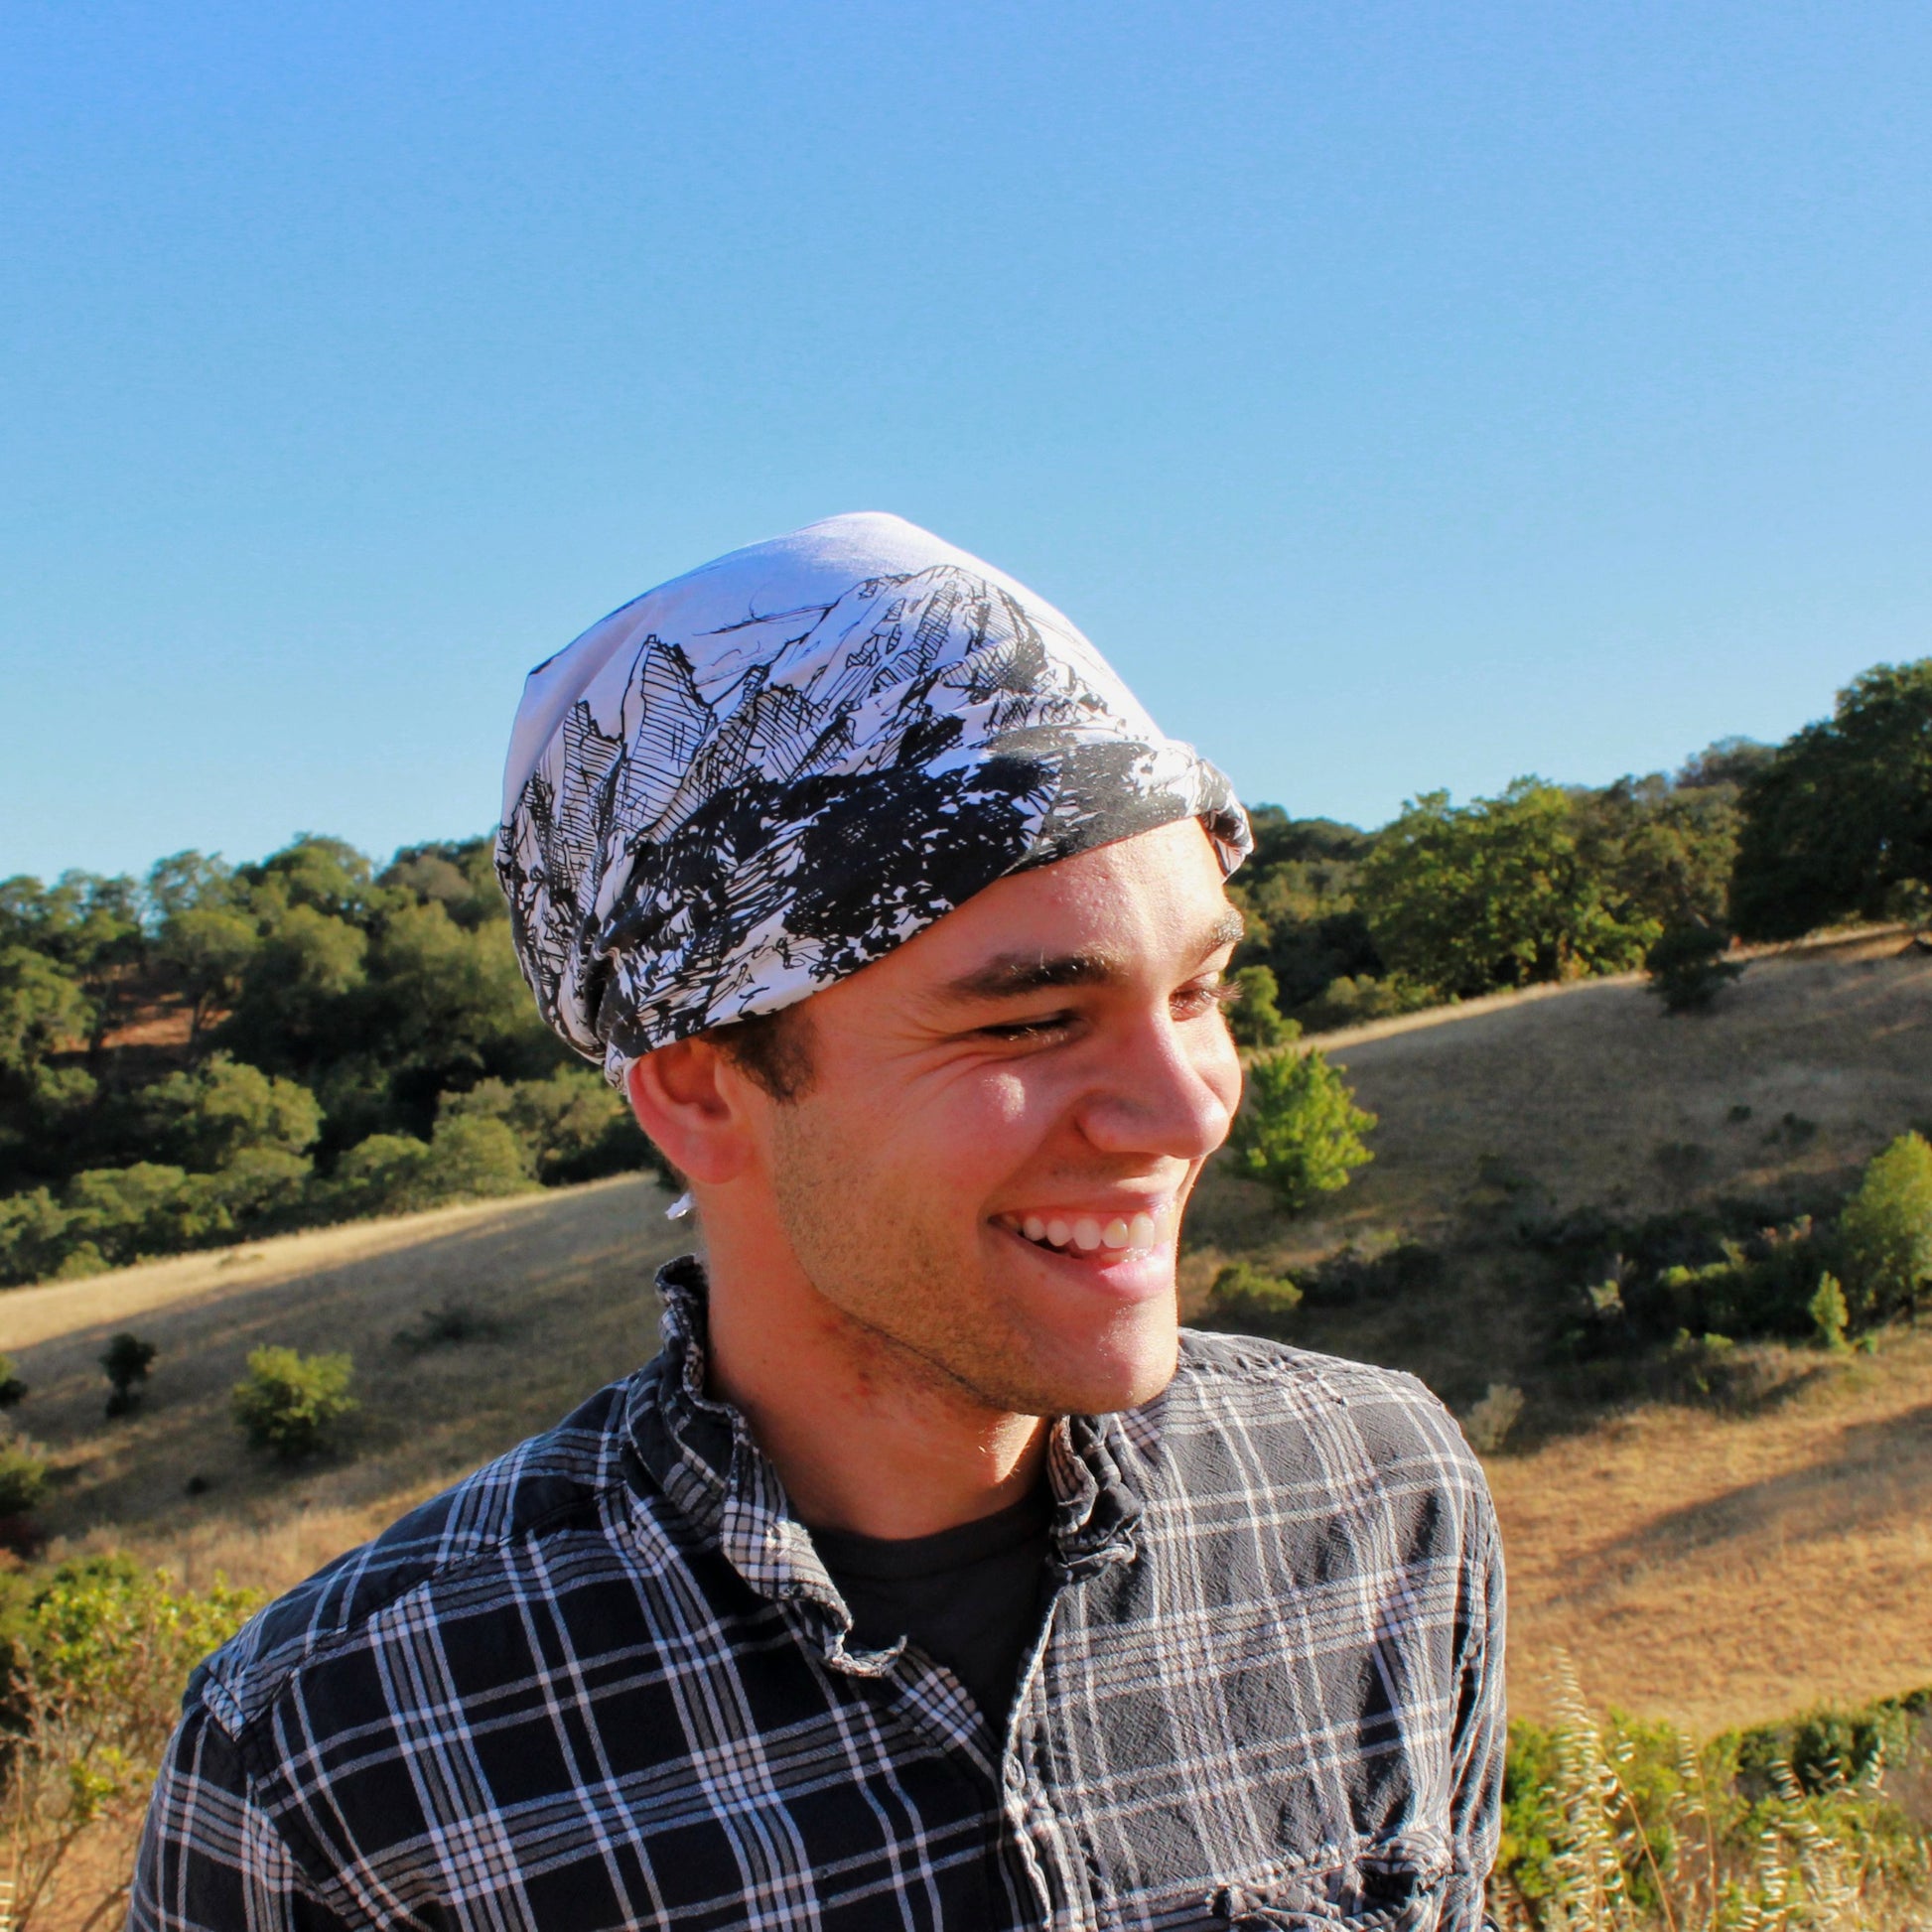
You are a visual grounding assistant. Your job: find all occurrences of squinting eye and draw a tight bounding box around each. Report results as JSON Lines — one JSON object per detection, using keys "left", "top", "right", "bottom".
{"left": 1174, "top": 979, "right": 1239, "bottom": 1019}
{"left": 978, "top": 1014, "right": 1074, "bottom": 1042}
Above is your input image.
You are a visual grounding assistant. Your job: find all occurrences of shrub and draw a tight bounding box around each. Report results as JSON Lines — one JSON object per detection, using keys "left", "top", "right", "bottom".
{"left": 1295, "top": 971, "right": 1438, "bottom": 1033}
{"left": 136, "top": 1052, "right": 322, "bottom": 1169}
{"left": 1839, "top": 1131, "right": 1932, "bottom": 1324}
{"left": 1225, "top": 1047, "right": 1376, "bottom": 1213}
{"left": 0, "top": 1438, "right": 51, "bottom": 1514}
{"left": 1808, "top": 1272, "right": 1850, "bottom": 1352}
{"left": 0, "top": 1352, "right": 26, "bottom": 1407}
{"left": 0, "top": 1555, "right": 259, "bottom": 1929}
{"left": 326, "top": 1115, "right": 536, "bottom": 1219}
{"left": 1463, "top": 1383, "right": 1525, "bottom": 1453}
{"left": 1199, "top": 1261, "right": 1303, "bottom": 1336}
{"left": 100, "top": 1332, "right": 158, "bottom": 1418}
{"left": 393, "top": 1298, "right": 503, "bottom": 1351}
{"left": 446, "top": 1068, "right": 664, "bottom": 1185}
{"left": 1645, "top": 920, "right": 1744, "bottom": 1014}
{"left": 230, "top": 1346, "right": 357, "bottom": 1459}
{"left": 0, "top": 1187, "right": 72, "bottom": 1288}
{"left": 1493, "top": 1661, "right": 1924, "bottom": 1930}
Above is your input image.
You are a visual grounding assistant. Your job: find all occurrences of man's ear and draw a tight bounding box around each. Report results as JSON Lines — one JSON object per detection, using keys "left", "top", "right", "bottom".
{"left": 623, "top": 1039, "right": 759, "bottom": 1185}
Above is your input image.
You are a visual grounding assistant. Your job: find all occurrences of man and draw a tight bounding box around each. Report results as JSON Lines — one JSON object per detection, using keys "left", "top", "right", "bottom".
{"left": 133, "top": 513, "right": 1503, "bottom": 1930}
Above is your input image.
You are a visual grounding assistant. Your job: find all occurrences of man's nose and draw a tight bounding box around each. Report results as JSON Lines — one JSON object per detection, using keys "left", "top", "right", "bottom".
{"left": 1074, "top": 1011, "right": 1240, "bottom": 1162}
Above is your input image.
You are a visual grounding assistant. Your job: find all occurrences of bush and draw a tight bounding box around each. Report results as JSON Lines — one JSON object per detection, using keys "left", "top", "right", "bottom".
{"left": 1225, "top": 1047, "right": 1376, "bottom": 1213}
{"left": 1645, "top": 920, "right": 1744, "bottom": 1014}
{"left": 444, "top": 1067, "right": 661, "bottom": 1185}
{"left": 99, "top": 1332, "right": 158, "bottom": 1418}
{"left": 1808, "top": 1272, "right": 1851, "bottom": 1352}
{"left": 0, "top": 1438, "right": 51, "bottom": 1514}
{"left": 230, "top": 1346, "right": 357, "bottom": 1459}
{"left": 1495, "top": 1663, "right": 1929, "bottom": 1930}
{"left": 1294, "top": 971, "right": 1439, "bottom": 1033}
{"left": 1839, "top": 1131, "right": 1932, "bottom": 1324}
{"left": 0, "top": 1187, "right": 73, "bottom": 1287}
{"left": 136, "top": 1052, "right": 322, "bottom": 1169}
{"left": 1199, "top": 1261, "right": 1303, "bottom": 1336}
{"left": 1463, "top": 1383, "right": 1525, "bottom": 1453}
{"left": 0, "top": 1353, "right": 26, "bottom": 1407}
{"left": 0, "top": 1554, "right": 259, "bottom": 1929}
{"left": 326, "top": 1115, "right": 536, "bottom": 1219}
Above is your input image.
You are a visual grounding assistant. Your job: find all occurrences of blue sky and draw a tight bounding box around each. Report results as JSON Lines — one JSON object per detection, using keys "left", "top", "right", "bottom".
{"left": 5, "top": 1, "right": 1928, "bottom": 881}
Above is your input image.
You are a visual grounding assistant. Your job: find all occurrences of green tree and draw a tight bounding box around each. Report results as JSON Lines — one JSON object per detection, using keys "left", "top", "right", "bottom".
{"left": 157, "top": 904, "right": 261, "bottom": 1042}
{"left": 0, "top": 946, "right": 93, "bottom": 1095}
{"left": 1225, "top": 1047, "right": 1376, "bottom": 1212}
{"left": 1839, "top": 1131, "right": 1932, "bottom": 1324}
{"left": 137, "top": 1053, "right": 322, "bottom": 1171}
{"left": 99, "top": 1332, "right": 159, "bottom": 1417}
{"left": 1644, "top": 922, "right": 1745, "bottom": 1015}
{"left": 444, "top": 1067, "right": 657, "bottom": 1184}
{"left": 1731, "top": 658, "right": 1932, "bottom": 940}
{"left": 1226, "top": 964, "right": 1294, "bottom": 1047}
{"left": 1360, "top": 780, "right": 1652, "bottom": 1001}
{"left": 231, "top": 1346, "right": 357, "bottom": 1459}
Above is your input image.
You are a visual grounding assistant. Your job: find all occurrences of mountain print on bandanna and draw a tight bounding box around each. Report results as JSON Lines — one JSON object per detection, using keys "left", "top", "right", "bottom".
{"left": 495, "top": 513, "right": 1250, "bottom": 1077}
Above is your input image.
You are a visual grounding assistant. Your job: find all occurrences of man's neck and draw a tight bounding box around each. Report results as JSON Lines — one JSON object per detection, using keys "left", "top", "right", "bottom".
{"left": 695, "top": 1233, "right": 1049, "bottom": 1542}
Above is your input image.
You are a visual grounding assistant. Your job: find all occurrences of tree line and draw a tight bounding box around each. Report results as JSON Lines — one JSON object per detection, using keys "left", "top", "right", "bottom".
{"left": 1, "top": 656, "right": 1926, "bottom": 1286}
{"left": 0, "top": 835, "right": 659, "bottom": 1285}
{"left": 1224, "top": 657, "right": 1931, "bottom": 1042}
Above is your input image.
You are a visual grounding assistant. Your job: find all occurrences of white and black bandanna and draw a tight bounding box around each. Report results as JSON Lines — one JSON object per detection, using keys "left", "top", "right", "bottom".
{"left": 495, "top": 512, "right": 1250, "bottom": 1076}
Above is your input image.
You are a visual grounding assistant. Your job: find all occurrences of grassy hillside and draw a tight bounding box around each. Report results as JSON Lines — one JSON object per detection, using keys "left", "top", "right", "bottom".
{"left": 3, "top": 930, "right": 1929, "bottom": 1732}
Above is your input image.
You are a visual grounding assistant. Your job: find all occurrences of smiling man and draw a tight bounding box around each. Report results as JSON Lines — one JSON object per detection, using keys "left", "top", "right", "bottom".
{"left": 133, "top": 515, "right": 1504, "bottom": 1931}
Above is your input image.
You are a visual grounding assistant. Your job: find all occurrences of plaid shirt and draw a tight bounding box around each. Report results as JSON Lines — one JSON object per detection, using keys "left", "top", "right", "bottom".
{"left": 131, "top": 1257, "right": 1504, "bottom": 1931}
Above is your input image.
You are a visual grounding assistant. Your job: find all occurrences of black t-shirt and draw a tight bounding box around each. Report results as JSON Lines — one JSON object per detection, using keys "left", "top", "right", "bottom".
{"left": 808, "top": 1487, "right": 1052, "bottom": 1736}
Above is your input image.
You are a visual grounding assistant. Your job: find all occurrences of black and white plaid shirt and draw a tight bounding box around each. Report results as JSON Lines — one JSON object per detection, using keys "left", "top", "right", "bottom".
{"left": 131, "top": 1257, "right": 1504, "bottom": 1931}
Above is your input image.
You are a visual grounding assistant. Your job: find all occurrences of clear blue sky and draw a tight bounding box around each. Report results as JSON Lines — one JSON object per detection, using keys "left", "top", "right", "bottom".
{"left": 5, "top": 1, "right": 1928, "bottom": 881}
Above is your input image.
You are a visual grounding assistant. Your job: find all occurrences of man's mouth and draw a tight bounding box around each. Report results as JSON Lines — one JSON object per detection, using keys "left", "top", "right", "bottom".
{"left": 990, "top": 1205, "right": 1171, "bottom": 1258}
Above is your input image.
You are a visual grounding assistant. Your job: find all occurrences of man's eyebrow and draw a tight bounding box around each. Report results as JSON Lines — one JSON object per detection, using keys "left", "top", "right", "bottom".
{"left": 941, "top": 905, "right": 1247, "bottom": 1004}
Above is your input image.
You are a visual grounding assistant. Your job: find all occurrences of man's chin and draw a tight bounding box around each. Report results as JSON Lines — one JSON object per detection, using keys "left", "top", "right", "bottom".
{"left": 986, "top": 1316, "right": 1181, "bottom": 1420}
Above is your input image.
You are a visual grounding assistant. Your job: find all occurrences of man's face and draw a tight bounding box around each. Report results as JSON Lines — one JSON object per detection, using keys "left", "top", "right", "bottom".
{"left": 747, "top": 817, "right": 1244, "bottom": 1419}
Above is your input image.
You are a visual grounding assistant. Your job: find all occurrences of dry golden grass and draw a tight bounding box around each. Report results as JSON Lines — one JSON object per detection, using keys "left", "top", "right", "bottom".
{"left": 1313, "top": 929, "right": 1932, "bottom": 1241}
{"left": 1492, "top": 1325, "right": 1932, "bottom": 1732}
{"left": 0, "top": 1175, "right": 687, "bottom": 1597}
{"left": 3, "top": 933, "right": 1930, "bottom": 1734}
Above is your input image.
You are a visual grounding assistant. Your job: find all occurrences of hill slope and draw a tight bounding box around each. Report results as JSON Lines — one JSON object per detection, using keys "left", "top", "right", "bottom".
{"left": 3, "top": 931, "right": 1929, "bottom": 1730}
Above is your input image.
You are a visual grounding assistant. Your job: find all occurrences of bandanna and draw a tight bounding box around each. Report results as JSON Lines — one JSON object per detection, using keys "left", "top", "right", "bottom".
{"left": 495, "top": 512, "right": 1249, "bottom": 1078}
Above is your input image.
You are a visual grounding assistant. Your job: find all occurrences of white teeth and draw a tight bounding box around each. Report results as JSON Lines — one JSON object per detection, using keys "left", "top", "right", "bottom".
{"left": 1007, "top": 1207, "right": 1169, "bottom": 1254}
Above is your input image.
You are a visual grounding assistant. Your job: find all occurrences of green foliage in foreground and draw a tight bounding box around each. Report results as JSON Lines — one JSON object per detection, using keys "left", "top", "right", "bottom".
{"left": 230, "top": 1346, "right": 358, "bottom": 1460}
{"left": 1498, "top": 1667, "right": 1931, "bottom": 1929}
{"left": 1226, "top": 1047, "right": 1376, "bottom": 1213}
{"left": 0, "top": 1555, "right": 260, "bottom": 1930}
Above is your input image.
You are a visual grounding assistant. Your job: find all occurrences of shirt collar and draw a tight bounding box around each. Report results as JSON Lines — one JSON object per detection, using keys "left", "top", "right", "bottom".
{"left": 623, "top": 1255, "right": 1143, "bottom": 1670}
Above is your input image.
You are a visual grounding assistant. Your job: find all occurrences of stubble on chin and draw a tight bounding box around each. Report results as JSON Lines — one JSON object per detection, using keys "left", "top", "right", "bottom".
{"left": 767, "top": 1132, "right": 1177, "bottom": 1419}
